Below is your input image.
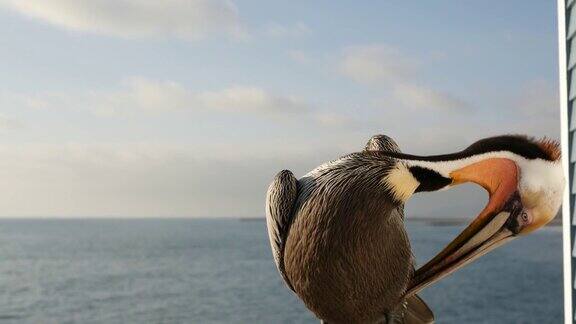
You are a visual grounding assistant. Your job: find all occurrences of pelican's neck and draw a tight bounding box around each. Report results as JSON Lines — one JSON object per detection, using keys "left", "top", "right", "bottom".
{"left": 383, "top": 151, "right": 525, "bottom": 203}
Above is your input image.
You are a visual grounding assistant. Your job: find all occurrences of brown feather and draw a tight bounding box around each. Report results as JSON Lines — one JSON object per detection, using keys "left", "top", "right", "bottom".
{"left": 535, "top": 137, "right": 561, "bottom": 161}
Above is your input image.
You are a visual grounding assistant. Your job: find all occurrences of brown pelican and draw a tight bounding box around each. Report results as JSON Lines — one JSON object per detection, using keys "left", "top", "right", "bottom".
{"left": 265, "top": 134, "right": 563, "bottom": 323}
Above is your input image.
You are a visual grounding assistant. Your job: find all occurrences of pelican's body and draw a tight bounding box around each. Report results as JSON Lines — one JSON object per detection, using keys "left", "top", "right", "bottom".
{"left": 284, "top": 139, "right": 415, "bottom": 323}
{"left": 266, "top": 135, "right": 563, "bottom": 323}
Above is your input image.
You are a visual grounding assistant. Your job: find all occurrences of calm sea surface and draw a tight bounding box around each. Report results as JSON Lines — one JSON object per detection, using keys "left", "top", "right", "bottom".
{"left": 0, "top": 219, "right": 562, "bottom": 323}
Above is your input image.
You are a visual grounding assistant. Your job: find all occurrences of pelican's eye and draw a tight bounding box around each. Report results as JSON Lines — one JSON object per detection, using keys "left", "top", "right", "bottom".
{"left": 518, "top": 210, "right": 532, "bottom": 227}
{"left": 504, "top": 204, "right": 532, "bottom": 235}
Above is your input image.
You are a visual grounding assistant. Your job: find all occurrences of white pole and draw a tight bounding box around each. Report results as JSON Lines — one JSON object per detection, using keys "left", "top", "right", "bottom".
{"left": 557, "top": 0, "right": 573, "bottom": 323}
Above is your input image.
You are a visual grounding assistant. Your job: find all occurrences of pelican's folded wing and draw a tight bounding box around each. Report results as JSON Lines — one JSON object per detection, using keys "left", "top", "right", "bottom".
{"left": 265, "top": 169, "right": 298, "bottom": 291}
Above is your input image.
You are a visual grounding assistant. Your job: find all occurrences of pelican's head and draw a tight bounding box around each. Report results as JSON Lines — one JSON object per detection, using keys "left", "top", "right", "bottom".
{"left": 404, "top": 135, "right": 564, "bottom": 295}
{"left": 450, "top": 135, "right": 563, "bottom": 234}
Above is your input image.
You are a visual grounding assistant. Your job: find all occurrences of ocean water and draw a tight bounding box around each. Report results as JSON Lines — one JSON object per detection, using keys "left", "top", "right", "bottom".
{"left": 0, "top": 219, "right": 562, "bottom": 323}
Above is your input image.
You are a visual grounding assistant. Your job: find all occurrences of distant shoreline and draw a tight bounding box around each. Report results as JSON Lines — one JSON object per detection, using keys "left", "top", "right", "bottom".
{"left": 239, "top": 216, "right": 563, "bottom": 227}
{"left": 0, "top": 217, "right": 560, "bottom": 227}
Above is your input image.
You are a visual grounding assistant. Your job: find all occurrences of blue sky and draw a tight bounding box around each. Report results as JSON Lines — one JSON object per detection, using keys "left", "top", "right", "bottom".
{"left": 0, "top": 1, "right": 560, "bottom": 217}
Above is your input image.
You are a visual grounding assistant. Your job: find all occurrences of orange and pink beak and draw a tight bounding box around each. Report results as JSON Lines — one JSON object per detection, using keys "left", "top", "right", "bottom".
{"left": 405, "top": 158, "right": 537, "bottom": 297}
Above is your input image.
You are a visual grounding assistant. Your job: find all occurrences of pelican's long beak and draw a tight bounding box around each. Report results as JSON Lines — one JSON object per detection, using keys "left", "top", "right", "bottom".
{"left": 405, "top": 158, "right": 526, "bottom": 297}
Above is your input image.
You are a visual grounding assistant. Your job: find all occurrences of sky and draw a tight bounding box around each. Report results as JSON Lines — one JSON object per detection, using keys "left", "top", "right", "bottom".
{"left": 0, "top": 1, "right": 561, "bottom": 218}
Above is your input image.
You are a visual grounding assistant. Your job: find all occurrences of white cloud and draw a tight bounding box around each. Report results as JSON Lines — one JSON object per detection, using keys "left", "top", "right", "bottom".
{"left": 339, "top": 44, "right": 418, "bottom": 84}
{"left": 5, "top": 77, "right": 308, "bottom": 117}
{"left": 392, "top": 83, "right": 471, "bottom": 112}
{"left": 338, "top": 44, "right": 472, "bottom": 113}
{"left": 197, "top": 85, "right": 307, "bottom": 113}
{"left": 369, "top": 80, "right": 560, "bottom": 154}
{"left": 0, "top": 0, "right": 246, "bottom": 40}
{"left": 0, "top": 141, "right": 332, "bottom": 217}
{"left": 5, "top": 77, "right": 382, "bottom": 132}
{"left": 264, "top": 21, "right": 311, "bottom": 38}
{"left": 92, "top": 77, "right": 192, "bottom": 115}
